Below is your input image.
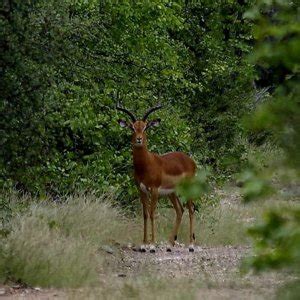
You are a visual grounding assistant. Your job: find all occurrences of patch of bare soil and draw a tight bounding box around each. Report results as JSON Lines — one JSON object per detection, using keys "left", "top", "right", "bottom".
{"left": 118, "top": 245, "right": 250, "bottom": 278}
{"left": 112, "top": 244, "right": 285, "bottom": 299}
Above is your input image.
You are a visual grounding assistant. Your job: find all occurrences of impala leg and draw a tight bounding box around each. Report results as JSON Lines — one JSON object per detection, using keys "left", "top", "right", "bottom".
{"left": 149, "top": 188, "right": 158, "bottom": 253}
{"left": 187, "top": 199, "right": 196, "bottom": 252}
{"left": 167, "top": 193, "right": 183, "bottom": 252}
{"left": 176, "top": 198, "right": 184, "bottom": 216}
{"left": 140, "top": 191, "right": 149, "bottom": 252}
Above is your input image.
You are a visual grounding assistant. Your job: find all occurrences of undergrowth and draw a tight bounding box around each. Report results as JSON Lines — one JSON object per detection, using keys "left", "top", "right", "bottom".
{"left": 0, "top": 193, "right": 137, "bottom": 288}
{"left": 0, "top": 178, "right": 296, "bottom": 289}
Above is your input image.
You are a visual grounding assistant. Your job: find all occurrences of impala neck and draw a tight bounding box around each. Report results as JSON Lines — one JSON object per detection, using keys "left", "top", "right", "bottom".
{"left": 132, "top": 143, "right": 151, "bottom": 174}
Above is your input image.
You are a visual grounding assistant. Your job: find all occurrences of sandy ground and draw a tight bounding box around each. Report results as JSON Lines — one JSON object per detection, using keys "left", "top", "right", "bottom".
{"left": 116, "top": 244, "right": 285, "bottom": 299}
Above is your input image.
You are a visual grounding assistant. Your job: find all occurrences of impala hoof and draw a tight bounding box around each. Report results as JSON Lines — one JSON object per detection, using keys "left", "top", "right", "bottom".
{"left": 149, "top": 245, "right": 156, "bottom": 253}
{"left": 189, "top": 245, "right": 195, "bottom": 252}
{"left": 140, "top": 245, "right": 146, "bottom": 252}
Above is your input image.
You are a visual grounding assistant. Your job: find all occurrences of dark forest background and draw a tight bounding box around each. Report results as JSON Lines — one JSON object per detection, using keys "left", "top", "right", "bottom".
{"left": 1, "top": 0, "right": 260, "bottom": 201}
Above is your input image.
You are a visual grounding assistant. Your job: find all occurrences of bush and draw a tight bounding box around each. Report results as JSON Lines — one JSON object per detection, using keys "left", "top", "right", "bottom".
{"left": 177, "top": 0, "right": 254, "bottom": 174}
{"left": 241, "top": 1, "right": 300, "bottom": 298}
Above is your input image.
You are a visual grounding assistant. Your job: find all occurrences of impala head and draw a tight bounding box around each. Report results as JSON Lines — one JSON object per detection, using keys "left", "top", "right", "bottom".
{"left": 117, "top": 103, "right": 162, "bottom": 147}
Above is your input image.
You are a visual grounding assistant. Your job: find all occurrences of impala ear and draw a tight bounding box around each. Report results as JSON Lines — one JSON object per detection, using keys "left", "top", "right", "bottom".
{"left": 146, "top": 118, "right": 161, "bottom": 130}
{"left": 118, "top": 119, "right": 132, "bottom": 129}
{"left": 118, "top": 119, "right": 128, "bottom": 128}
{"left": 118, "top": 119, "right": 127, "bottom": 128}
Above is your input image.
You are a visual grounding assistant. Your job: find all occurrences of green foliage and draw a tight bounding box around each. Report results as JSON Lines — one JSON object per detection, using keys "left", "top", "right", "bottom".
{"left": 244, "top": 0, "right": 300, "bottom": 170}
{"left": 176, "top": 169, "right": 210, "bottom": 204}
{"left": 238, "top": 169, "right": 273, "bottom": 202}
{"left": 0, "top": 0, "right": 255, "bottom": 201}
{"left": 0, "top": 0, "right": 191, "bottom": 201}
{"left": 178, "top": 0, "right": 255, "bottom": 173}
{"left": 241, "top": 1, "right": 300, "bottom": 295}
{"left": 246, "top": 208, "right": 300, "bottom": 271}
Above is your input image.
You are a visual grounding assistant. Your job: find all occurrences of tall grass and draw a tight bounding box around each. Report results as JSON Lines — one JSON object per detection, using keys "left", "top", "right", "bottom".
{"left": 0, "top": 193, "right": 138, "bottom": 287}
{"left": 1, "top": 188, "right": 295, "bottom": 290}
{"left": 155, "top": 200, "right": 252, "bottom": 246}
{"left": 153, "top": 186, "right": 297, "bottom": 246}
{"left": 0, "top": 216, "right": 98, "bottom": 287}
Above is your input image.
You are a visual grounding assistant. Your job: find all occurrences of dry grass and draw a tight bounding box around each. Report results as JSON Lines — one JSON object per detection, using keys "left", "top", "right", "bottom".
{"left": 137, "top": 186, "right": 299, "bottom": 247}
{"left": 0, "top": 188, "right": 297, "bottom": 295}
{"left": 71, "top": 276, "right": 199, "bottom": 300}
{"left": 0, "top": 193, "right": 138, "bottom": 288}
{"left": 141, "top": 191, "right": 253, "bottom": 246}
{"left": 0, "top": 216, "right": 98, "bottom": 287}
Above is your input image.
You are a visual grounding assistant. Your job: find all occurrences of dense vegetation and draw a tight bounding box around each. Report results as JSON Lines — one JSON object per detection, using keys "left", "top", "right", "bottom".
{"left": 1, "top": 0, "right": 255, "bottom": 200}
{"left": 241, "top": 1, "right": 300, "bottom": 297}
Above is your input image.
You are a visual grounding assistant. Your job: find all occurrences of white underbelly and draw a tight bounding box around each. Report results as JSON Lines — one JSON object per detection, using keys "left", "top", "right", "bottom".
{"left": 140, "top": 183, "right": 174, "bottom": 196}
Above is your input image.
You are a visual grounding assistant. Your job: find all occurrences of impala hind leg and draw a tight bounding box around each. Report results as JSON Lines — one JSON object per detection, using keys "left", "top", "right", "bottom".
{"left": 149, "top": 189, "right": 158, "bottom": 253}
{"left": 167, "top": 193, "right": 184, "bottom": 252}
{"left": 140, "top": 191, "right": 149, "bottom": 252}
{"left": 187, "top": 199, "right": 196, "bottom": 252}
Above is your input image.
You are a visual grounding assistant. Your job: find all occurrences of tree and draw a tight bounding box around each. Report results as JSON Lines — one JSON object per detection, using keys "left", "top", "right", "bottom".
{"left": 178, "top": 0, "right": 254, "bottom": 174}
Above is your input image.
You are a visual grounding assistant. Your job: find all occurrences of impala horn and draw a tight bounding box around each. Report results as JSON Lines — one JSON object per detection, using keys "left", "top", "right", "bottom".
{"left": 116, "top": 102, "right": 137, "bottom": 123}
{"left": 142, "top": 103, "right": 163, "bottom": 121}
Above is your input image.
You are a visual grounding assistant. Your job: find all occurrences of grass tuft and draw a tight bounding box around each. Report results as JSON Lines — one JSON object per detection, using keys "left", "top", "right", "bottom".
{"left": 0, "top": 193, "right": 138, "bottom": 287}
{"left": 0, "top": 216, "right": 98, "bottom": 287}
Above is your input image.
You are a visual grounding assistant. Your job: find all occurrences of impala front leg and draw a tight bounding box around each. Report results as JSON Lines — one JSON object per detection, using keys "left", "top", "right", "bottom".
{"left": 140, "top": 191, "right": 149, "bottom": 252}
{"left": 149, "top": 188, "right": 158, "bottom": 253}
{"left": 187, "top": 199, "right": 196, "bottom": 252}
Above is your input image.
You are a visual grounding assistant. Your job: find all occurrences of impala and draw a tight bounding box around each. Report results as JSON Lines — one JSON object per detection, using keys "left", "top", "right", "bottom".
{"left": 117, "top": 103, "right": 197, "bottom": 252}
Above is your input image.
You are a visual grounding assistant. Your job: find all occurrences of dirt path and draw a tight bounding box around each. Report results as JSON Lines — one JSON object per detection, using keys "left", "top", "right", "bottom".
{"left": 113, "top": 244, "right": 284, "bottom": 299}
{"left": 118, "top": 244, "right": 251, "bottom": 279}
{"left": 1, "top": 244, "right": 284, "bottom": 299}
